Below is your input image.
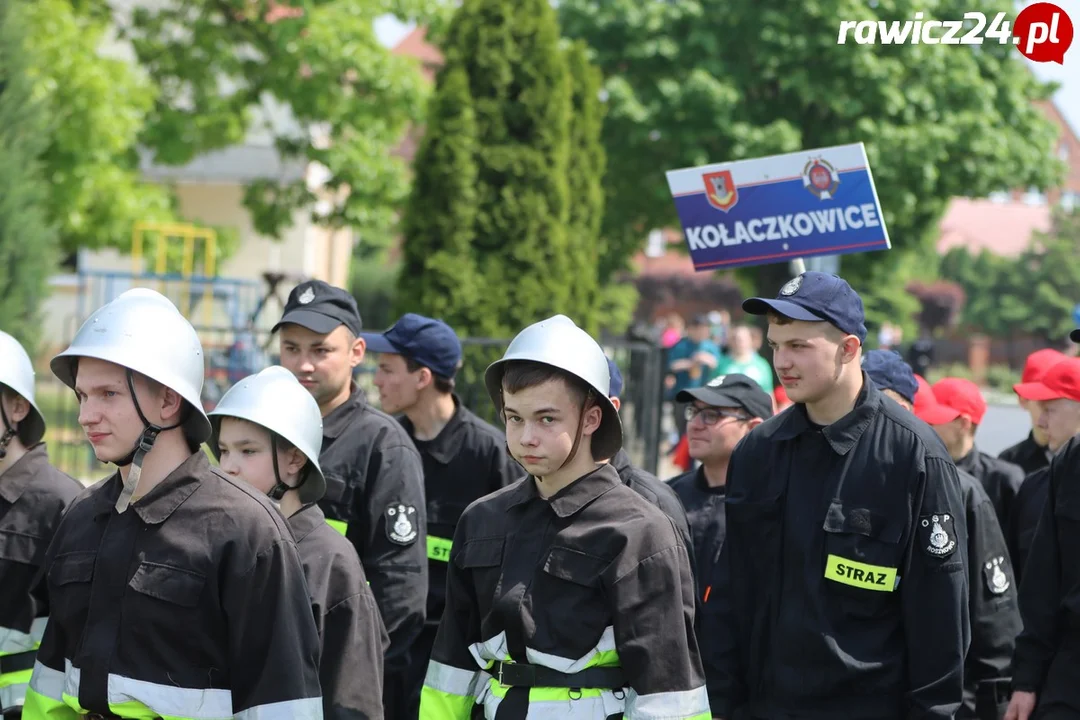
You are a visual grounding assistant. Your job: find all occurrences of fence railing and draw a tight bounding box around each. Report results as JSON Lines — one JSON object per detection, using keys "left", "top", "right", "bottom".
{"left": 37, "top": 327, "right": 667, "bottom": 482}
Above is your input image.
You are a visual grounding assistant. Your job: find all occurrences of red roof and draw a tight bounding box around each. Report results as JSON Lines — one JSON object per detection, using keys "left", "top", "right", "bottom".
{"left": 392, "top": 27, "right": 443, "bottom": 82}
{"left": 936, "top": 197, "right": 1052, "bottom": 257}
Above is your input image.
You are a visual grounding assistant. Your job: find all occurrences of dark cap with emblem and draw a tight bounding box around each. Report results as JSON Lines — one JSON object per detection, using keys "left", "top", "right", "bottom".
{"left": 742, "top": 271, "right": 867, "bottom": 344}
{"left": 360, "top": 313, "right": 462, "bottom": 379}
{"left": 272, "top": 280, "right": 362, "bottom": 336}
{"left": 863, "top": 349, "right": 918, "bottom": 404}
{"left": 677, "top": 373, "right": 774, "bottom": 420}
{"left": 1072, "top": 327, "right": 1080, "bottom": 343}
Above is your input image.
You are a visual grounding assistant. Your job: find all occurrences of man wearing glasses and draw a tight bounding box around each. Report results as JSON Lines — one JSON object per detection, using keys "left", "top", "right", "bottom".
{"left": 668, "top": 373, "right": 774, "bottom": 591}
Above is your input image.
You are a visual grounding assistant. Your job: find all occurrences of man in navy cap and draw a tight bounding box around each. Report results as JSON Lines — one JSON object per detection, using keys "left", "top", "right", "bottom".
{"left": 275, "top": 280, "right": 427, "bottom": 718}
{"left": 363, "top": 313, "right": 521, "bottom": 718}
{"left": 867, "top": 350, "right": 1020, "bottom": 720}
{"left": 707, "top": 272, "right": 969, "bottom": 720}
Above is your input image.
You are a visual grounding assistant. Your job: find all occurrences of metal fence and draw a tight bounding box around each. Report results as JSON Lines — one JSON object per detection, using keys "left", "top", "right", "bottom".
{"left": 37, "top": 328, "right": 667, "bottom": 482}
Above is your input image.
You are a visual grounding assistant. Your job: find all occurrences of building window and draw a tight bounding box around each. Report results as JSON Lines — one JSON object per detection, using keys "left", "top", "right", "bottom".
{"left": 1060, "top": 142, "right": 1070, "bottom": 162}
{"left": 988, "top": 191, "right": 1011, "bottom": 203}
{"left": 1023, "top": 186, "right": 1048, "bottom": 206}
{"left": 1062, "top": 191, "right": 1079, "bottom": 211}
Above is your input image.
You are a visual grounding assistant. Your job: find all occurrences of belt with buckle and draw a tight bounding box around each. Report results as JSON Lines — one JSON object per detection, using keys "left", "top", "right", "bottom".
{"left": 494, "top": 661, "right": 626, "bottom": 689}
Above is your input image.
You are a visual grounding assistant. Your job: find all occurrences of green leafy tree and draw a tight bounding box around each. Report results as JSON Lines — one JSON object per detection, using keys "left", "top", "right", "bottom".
{"left": 558, "top": 0, "right": 1065, "bottom": 308}
{"left": 395, "top": 65, "right": 483, "bottom": 330}
{"left": 20, "top": 0, "right": 173, "bottom": 256}
{"left": 116, "top": 0, "right": 432, "bottom": 256}
{"left": 940, "top": 208, "right": 1080, "bottom": 343}
{"left": 0, "top": 0, "right": 60, "bottom": 350}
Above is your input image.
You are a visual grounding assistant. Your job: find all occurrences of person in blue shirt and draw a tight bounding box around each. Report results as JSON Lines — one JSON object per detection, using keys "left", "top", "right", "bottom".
{"left": 668, "top": 315, "right": 723, "bottom": 438}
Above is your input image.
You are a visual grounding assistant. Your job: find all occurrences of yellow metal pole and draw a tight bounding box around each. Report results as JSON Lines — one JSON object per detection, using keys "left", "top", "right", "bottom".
{"left": 202, "top": 230, "right": 217, "bottom": 328}
{"left": 182, "top": 228, "right": 195, "bottom": 316}
{"left": 132, "top": 223, "right": 146, "bottom": 275}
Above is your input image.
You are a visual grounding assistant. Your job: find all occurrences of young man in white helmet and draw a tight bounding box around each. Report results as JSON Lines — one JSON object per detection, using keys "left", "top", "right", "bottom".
{"left": 420, "top": 315, "right": 709, "bottom": 720}
{"left": 0, "top": 331, "right": 82, "bottom": 718}
{"left": 210, "top": 365, "right": 389, "bottom": 720}
{"left": 23, "top": 289, "right": 322, "bottom": 720}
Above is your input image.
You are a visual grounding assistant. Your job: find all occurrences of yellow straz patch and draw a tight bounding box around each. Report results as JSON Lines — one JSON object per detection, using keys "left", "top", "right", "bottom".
{"left": 825, "top": 554, "right": 898, "bottom": 592}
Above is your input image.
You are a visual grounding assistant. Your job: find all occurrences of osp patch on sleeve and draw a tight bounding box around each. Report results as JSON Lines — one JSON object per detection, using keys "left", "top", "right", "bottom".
{"left": 919, "top": 513, "right": 957, "bottom": 559}
{"left": 386, "top": 503, "right": 419, "bottom": 545}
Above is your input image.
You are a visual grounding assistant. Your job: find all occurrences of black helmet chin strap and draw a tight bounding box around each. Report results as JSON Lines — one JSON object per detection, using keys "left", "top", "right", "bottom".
{"left": 0, "top": 400, "right": 17, "bottom": 460}
{"left": 113, "top": 368, "right": 183, "bottom": 514}
{"left": 267, "top": 434, "right": 311, "bottom": 502}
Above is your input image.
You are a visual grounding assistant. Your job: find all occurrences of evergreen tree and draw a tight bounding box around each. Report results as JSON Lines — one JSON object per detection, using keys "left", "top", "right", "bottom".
{"left": 400, "top": 0, "right": 613, "bottom": 340}
{"left": 0, "top": 0, "right": 59, "bottom": 351}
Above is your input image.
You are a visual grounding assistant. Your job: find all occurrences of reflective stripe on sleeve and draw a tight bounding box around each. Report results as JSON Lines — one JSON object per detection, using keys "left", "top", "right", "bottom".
{"left": 0, "top": 617, "right": 49, "bottom": 655}
{"left": 624, "top": 685, "right": 712, "bottom": 719}
{"left": 232, "top": 696, "right": 322, "bottom": 719}
{"left": 326, "top": 518, "right": 348, "bottom": 536}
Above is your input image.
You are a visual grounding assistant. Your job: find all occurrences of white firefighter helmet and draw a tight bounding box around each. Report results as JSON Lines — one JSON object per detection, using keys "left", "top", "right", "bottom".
{"left": 485, "top": 315, "right": 622, "bottom": 460}
{"left": 0, "top": 330, "right": 46, "bottom": 445}
{"left": 50, "top": 288, "right": 211, "bottom": 444}
{"left": 208, "top": 366, "right": 326, "bottom": 505}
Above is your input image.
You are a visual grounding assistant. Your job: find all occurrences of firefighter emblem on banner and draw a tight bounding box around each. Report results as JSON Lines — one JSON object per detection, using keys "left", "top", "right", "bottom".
{"left": 703, "top": 170, "right": 739, "bottom": 212}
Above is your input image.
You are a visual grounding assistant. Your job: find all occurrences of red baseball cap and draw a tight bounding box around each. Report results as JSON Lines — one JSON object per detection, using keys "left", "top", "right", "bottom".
{"left": 1018, "top": 348, "right": 1067, "bottom": 386}
{"left": 1014, "top": 358, "right": 1080, "bottom": 403}
{"left": 932, "top": 378, "right": 987, "bottom": 425}
{"left": 913, "top": 375, "right": 961, "bottom": 425}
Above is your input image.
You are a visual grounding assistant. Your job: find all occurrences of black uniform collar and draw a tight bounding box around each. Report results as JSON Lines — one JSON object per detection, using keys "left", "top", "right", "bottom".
{"left": 772, "top": 373, "right": 879, "bottom": 455}
{"left": 287, "top": 502, "right": 326, "bottom": 543}
{"left": 610, "top": 449, "right": 633, "bottom": 475}
{"left": 92, "top": 452, "right": 206, "bottom": 524}
{"left": 322, "top": 383, "right": 366, "bottom": 440}
{"left": 400, "top": 395, "right": 468, "bottom": 465}
{"left": 507, "top": 463, "right": 622, "bottom": 518}
{"left": 0, "top": 444, "right": 51, "bottom": 505}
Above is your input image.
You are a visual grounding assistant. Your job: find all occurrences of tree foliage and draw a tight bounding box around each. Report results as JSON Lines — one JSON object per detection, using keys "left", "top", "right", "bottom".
{"left": 558, "top": 0, "right": 1065, "bottom": 308}
{"left": 0, "top": 0, "right": 60, "bottom": 350}
{"left": 116, "top": 0, "right": 433, "bottom": 255}
{"left": 398, "top": 0, "right": 616, "bottom": 340}
{"left": 19, "top": 0, "right": 173, "bottom": 256}
{"left": 939, "top": 208, "right": 1080, "bottom": 343}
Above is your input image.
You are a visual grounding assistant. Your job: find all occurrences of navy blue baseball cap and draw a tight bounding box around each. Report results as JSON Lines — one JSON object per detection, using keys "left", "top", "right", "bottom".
{"left": 742, "top": 272, "right": 867, "bottom": 344}
{"left": 361, "top": 313, "right": 462, "bottom": 379}
{"left": 863, "top": 349, "right": 918, "bottom": 404}
{"left": 273, "top": 280, "right": 363, "bottom": 336}
{"left": 677, "top": 373, "right": 774, "bottom": 420}
{"left": 1071, "top": 328, "right": 1080, "bottom": 343}
{"left": 607, "top": 357, "right": 624, "bottom": 398}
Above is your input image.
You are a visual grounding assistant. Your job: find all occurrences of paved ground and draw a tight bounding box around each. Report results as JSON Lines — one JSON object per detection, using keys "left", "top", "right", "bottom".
{"left": 976, "top": 403, "right": 1033, "bottom": 457}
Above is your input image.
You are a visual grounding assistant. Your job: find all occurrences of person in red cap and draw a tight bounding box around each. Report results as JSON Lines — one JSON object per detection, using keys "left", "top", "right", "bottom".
{"left": 999, "top": 349, "right": 1066, "bottom": 475}
{"left": 1006, "top": 357, "right": 1080, "bottom": 582}
{"left": 912, "top": 374, "right": 1021, "bottom": 720}
{"left": 928, "top": 378, "right": 1024, "bottom": 532}
{"left": 1006, "top": 355, "right": 1080, "bottom": 720}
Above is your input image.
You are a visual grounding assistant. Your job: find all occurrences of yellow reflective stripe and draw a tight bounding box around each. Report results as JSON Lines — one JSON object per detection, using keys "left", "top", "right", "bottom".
{"left": 0, "top": 668, "right": 32, "bottom": 689}
{"left": 419, "top": 685, "right": 476, "bottom": 719}
{"left": 824, "top": 554, "right": 898, "bottom": 592}
{"left": 428, "top": 535, "right": 453, "bottom": 562}
{"left": 0, "top": 669, "right": 32, "bottom": 711}
{"left": 326, "top": 518, "right": 348, "bottom": 536}
{"left": 20, "top": 686, "right": 78, "bottom": 719}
